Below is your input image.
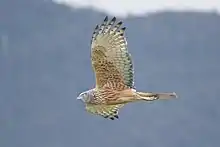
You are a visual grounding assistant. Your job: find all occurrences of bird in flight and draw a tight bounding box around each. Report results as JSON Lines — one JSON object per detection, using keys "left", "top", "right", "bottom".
{"left": 77, "top": 16, "right": 177, "bottom": 120}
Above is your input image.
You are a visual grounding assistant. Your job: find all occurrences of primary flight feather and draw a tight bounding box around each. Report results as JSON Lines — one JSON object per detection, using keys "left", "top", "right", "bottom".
{"left": 77, "top": 16, "right": 177, "bottom": 120}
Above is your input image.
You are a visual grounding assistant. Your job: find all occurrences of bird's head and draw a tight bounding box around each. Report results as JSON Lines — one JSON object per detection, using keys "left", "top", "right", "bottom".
{"left": 76, "top": 90, "right": 93, "bottom": 103}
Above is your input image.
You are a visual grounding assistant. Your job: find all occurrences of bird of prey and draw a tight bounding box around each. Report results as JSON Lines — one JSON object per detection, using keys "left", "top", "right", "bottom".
{"left": 77, "top": 16, "right": 177, "bottom": 120}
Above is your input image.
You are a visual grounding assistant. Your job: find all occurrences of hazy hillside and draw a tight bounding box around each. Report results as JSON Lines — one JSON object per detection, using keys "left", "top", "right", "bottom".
{"left": 0, "top": 0, "right": 220, "bottom": 147}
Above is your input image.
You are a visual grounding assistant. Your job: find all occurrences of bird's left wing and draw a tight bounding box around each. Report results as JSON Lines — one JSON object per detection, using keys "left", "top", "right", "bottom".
{"left": 86, "top": 104, "right": 124, "bottom": 120}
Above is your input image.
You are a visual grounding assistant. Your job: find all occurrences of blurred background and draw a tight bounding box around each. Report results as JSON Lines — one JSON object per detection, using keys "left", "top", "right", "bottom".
{"left": 0, "top": 0, "right": 220, "bottom": 147}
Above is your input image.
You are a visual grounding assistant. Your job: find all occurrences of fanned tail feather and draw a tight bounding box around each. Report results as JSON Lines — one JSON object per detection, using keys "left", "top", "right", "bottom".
{"left": 136, "top": 92, "right": 177, "bottom": 101}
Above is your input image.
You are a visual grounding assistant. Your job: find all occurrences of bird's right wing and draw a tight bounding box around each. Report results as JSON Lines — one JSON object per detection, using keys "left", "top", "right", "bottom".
{"left": 90, "top": 16, "right": 134, "bottom": 90}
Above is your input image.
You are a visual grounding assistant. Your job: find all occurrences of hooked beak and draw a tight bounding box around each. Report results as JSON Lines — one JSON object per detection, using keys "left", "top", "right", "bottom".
{"left": 76, "top": 96, "right": 82, "bottom": 100}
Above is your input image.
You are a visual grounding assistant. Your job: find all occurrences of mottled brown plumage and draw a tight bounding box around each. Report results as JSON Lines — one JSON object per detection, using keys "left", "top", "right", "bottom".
{"left": 77, "top": 16, "right": 177, "bottom": 120}
{"left": 91, "top": 17, "right": 134, "bottom": 90}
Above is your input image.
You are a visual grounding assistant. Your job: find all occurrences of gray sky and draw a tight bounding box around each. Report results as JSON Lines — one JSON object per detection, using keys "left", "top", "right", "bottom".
{"left": 53, "top": 0, "right": 220, "bottom": 17}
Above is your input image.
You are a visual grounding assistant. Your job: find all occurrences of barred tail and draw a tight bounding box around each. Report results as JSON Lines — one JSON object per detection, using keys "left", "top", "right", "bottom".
{"left": 136, "top": 92, "right": 177, "bottom": 101}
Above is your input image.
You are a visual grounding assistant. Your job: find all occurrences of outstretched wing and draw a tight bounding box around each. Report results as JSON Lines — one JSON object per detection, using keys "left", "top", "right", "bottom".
{"left": 91, "top": 16, "right": 134, "bottom": 90}
{"left": 86, "top": 104, "right": 124, "bottom": 120}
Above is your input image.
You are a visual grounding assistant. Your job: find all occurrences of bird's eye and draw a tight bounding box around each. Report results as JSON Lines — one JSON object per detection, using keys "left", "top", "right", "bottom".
{"left": 81, "top": 92, "right": 87, "bottom": 97}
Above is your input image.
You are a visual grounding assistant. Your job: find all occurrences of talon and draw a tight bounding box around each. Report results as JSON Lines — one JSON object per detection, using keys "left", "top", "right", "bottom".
{"left": 154, "top": 95, "right": 159, "bottom": 100}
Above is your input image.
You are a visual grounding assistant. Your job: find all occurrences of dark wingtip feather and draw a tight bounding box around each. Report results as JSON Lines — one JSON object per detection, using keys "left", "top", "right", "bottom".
{"left": 112, "top": 17, "right": 116, "bottom": 22}
{"left": 104, "top": 16, "right": 108, "bottom": 22}
{"left": 114, "top": 115, "right": 119, "bottom": 119}
{"left": 95, "top": 25, "right": 99, "bottom": 30}
{"left": 118, "top": 21, "right": 123, "bottom": 25}
{"left": 121, "top": 27, "right": 126, "bottom": 31}
{"left": 109, "top": 117, "right": 115, "bottom": 120}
